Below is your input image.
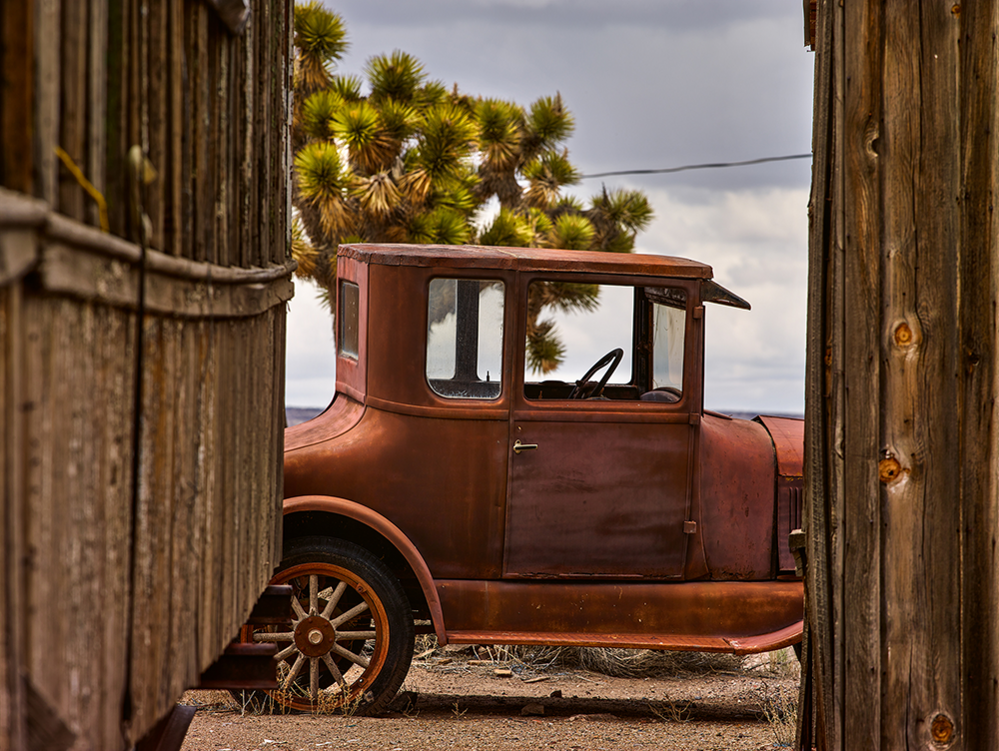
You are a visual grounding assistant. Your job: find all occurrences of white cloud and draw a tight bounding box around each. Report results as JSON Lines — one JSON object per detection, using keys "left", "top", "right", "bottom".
{"left": 636, "top": 186, "right": 808, "bottom": 414}
{"left": 285, "top": 285, "right": 338, "bottom": 407}
{"left": 283, "top": 188, "right": 809, "bottom": 414}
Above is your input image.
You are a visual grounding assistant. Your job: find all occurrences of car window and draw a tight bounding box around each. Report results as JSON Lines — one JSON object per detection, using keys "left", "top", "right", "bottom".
{"left": 426, "top": 278, "right": 504, "bottom": 399}
{"left": 649, "top": 288, "right": 686, "bottom": 394}
{"left": 338, "top": 280, "right": 360, "bottom": 360}
{"left": 523, "top": 281, "right": 635, "bottom": 399}
{"left": 523, "top": 281, "right": 687, "bottom": 402}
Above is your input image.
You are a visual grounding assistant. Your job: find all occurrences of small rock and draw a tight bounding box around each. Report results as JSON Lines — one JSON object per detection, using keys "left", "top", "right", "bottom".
{"left": 549, "top": 689, "right": 563, "bottom": 698}
{"left": 521, "top": 703, "right": 545, "bottom": 716}
{"left": 568, "top": 713, "right": 618, "bottom": 722}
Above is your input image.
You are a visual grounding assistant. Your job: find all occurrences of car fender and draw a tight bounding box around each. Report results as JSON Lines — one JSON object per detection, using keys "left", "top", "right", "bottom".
{"left": 283, "top": 495, "right": 449, "bottom": 645}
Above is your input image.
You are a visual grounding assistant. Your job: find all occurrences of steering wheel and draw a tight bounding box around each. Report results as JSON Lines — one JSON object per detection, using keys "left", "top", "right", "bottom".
{"left": 569, "top": 348, "right": 624, "bottom": 399}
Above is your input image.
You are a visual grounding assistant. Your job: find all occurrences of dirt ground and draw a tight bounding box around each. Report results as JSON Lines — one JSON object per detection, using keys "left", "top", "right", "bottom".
{"left": 180, "top": 648, "right": 800, "bottom": 751}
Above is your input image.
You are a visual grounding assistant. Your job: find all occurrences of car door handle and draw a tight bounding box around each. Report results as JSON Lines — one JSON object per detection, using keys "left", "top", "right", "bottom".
{"left": 513, "top": 440, "right": 538, "bottom": 454}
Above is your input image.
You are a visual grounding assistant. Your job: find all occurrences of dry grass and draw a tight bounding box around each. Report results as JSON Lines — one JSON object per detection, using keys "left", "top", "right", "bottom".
{"left": 648, "top": 691, "right": 694, "bottom": 723}
{"left": 742, "top": 647, "right": 801, "bottom": 679}
{"left": 415, "top": 637, "right": 749, "bottom": 679}
{"left": 756, "top": 681, "right": 799, "bottom": 747}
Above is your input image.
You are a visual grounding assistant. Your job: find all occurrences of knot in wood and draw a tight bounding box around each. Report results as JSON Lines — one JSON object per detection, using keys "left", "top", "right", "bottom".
{"left": 879, "top": 457, "right": 903, "bottom": 484}
{"left": 951, "top": 4, "right": 961, "bottom": 15}
{"left": 894, "top": 322, "right": 913, "bottom": 347}
{"left": 931, "top": 713, "right": 954, "bottom": 745}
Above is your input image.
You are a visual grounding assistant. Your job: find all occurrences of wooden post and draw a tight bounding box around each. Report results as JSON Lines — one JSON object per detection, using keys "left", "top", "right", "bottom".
{"left": 805, "top": 0, "right": 999, "bottom": 748}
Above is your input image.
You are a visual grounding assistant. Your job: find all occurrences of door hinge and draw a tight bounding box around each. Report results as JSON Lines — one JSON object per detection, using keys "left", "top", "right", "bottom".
{"left": 683, "top": 521, "right": 697, "bottom": 534}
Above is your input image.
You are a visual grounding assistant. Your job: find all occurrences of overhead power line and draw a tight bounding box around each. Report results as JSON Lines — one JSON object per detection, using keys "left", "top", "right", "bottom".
{"left": 580, "top": 153, "right": 812, "bottom": 179}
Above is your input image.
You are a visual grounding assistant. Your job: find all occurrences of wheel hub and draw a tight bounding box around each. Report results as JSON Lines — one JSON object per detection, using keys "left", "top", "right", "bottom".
{"left": 294, "top": 614, "right": 336, "bottom": 657}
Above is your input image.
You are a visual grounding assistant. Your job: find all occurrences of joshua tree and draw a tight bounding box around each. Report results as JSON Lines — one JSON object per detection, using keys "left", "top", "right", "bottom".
{"left": 291, "top": 2, "right": 653, "bottom": 373}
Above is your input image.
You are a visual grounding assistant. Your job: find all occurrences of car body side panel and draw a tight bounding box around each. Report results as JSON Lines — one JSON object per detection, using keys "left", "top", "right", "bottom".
{"left": 757, "top": 415, "right": 805, "bottom": 572}
{"left": 335, "top": 257, "right": 369, "bottom": 402}
{"left": 284, "top": 405, "right": 509, "bottom": 579}
{"left": 284, "top": 394, "right": 364, "bottom": 451}
{"left": 504, "top": 419, "right": 690, "bottom": 578}
{"left": 363, "top": 263, "right": 516, "bottom": 412}
{"left": 696, "top": 413, "right": 776, "bottom": 579}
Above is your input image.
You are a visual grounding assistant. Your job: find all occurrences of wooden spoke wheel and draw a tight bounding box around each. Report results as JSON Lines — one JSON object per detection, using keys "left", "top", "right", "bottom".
{"left": 240, "top": 537, "right": 414, "bottom": 715}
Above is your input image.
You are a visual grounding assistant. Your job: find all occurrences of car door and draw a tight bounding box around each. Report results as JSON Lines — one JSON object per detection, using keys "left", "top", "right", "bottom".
{"left": 503, "top": 280, "right": 695, "bottom": 579}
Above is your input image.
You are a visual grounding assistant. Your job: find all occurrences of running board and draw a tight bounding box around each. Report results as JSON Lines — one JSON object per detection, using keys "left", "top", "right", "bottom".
{"left": 445, "top": 620, "right": 803, "bottom": 656}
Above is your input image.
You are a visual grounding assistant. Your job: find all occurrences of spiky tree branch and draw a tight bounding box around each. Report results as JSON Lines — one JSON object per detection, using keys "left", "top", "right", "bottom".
{"left": 289, "top": 4, "right": 654, "bottom": 374}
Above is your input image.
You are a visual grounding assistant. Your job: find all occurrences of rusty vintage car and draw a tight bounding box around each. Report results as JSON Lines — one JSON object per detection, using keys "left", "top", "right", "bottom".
{"left": 246, "top": 243, "right": 804, "bottom": 713}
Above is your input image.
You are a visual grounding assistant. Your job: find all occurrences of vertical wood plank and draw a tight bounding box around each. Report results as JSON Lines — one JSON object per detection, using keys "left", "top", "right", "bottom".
{"left": 880, "top": 3, "right": 962, "bottom": 747}
{"left": 193, "top": 6, "right": 210, "bottom": 262}
{"left": 958, "top": 3, "right": 999, "bottom": 749}
{"left": 0, "top": 279, "right": 27, "bottom": 751}
{"left": 104, "top": 0, "right": 129, "bottom": 238}
{"left": 166, "top": 0, "right": 185, "bottom": 257}
{"left": 808, "top": 0, "right": 999, "bottom": 748}
{"left": 0, "top": 287, "right": 10, "bottom": 751}
{"left": 242, "top": 11, "right": 256, "bottom": 268}
{"left": 840, "top": 0, "right": 882, "bottom": 747}
{"left": 147, "top": 0, "right": 169, "bottom": 250}
{"left": 0, "top": 1, "right": 36, "bottom": 194}
{"left": 87, "top": 0, "right": 109, "bottom": 230}
{"left": 34, "top": 0, "right": 62, "bottom": 206}
{"left": 94, "top": 304, "right": 134, "bottom": 749}
{"left": 58, "top": 0, "right": 88, "bottom": 222}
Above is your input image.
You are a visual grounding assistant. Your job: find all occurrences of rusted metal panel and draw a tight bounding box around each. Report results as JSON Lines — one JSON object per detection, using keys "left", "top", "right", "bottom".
{"left": 332, "top": 259, "right": 370, "bottom": 403}
{"left": 284, "top": 395, "right": 364, "bottom": 451}
{"left": 691, "top": 412, "right": 776, "bottom": 580}
{"left": 197, "top": 645, "right": 278, "bottom": 690}
{"left": 437, "top": 579, "right": 803, "bottom": 651}
{"left": 504, "top": 419, "right": 690, "bottom": 578}
{"left": 757, "top": 415, "right": 805, "bottom": 476}
{"left": 341, "top": 243, "right": 713, "bottom": 278}
{"left": 285, "top": 404, "right": 510, "bottom": 580}
{"left": 757, "top": 415, "right": 805, "bottom": 573}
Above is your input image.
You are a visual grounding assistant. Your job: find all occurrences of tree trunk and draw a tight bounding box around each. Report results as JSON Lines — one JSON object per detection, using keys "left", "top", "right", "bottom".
{"left": 805, "top": 0, "right": 999, "bottom": 748}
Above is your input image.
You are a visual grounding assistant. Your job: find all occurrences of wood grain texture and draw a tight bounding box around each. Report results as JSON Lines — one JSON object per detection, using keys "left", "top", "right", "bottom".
{"left": 806, "top": 1, "right": 999, "bottom": 748}
{"left": 2, "top": 0, "right": 291, "bottom": 268}
{"left": 0, "top": 1, "right": 293, "bottom": 747}
{"left": 957, "top": 4, "right": 999, "bottom": 749}
{"left": 0, "top": 1, "right": 36, "bottom": 195}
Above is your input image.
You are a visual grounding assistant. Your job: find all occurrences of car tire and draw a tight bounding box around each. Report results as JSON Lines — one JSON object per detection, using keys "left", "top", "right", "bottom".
{"left": 235, "top": 536, "right": 415, "bottom": 715}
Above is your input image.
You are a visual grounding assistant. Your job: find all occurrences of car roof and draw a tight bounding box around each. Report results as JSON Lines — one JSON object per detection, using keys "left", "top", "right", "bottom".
{"left": 339, "top": 243, "right": 714, "bottom": 280}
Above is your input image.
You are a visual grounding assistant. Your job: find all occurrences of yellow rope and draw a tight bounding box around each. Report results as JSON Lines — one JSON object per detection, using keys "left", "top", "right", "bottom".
{"left": 54, "top": 146, "right": 110, "bottom": 233}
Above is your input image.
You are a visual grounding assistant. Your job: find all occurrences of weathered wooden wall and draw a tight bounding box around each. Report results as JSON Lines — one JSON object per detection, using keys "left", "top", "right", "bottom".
{"left": 804, "top": 0, "right": 999, "bottom": 748}
{"left": 0, "top": 0, "right": 290, "bottom": 267}
{"left": 0, "top": 1, "right": 293, "bottom": 749}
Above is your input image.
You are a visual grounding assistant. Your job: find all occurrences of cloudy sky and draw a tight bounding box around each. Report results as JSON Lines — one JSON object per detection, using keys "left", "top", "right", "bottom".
{"left": 286, "top": 0, "right": 814, "bottom": 414}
